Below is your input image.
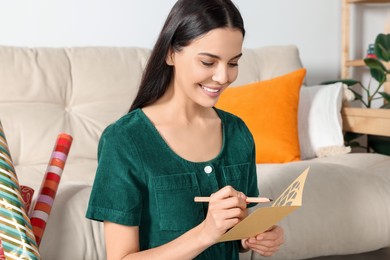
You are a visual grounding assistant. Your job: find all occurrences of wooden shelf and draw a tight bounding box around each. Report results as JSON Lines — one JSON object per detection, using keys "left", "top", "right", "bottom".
{"left": 342, "top": 107, "right": 390, "bottom": 136}
{"left": 346, "top": 59, "right": 390, "bottom": 69}
{"left": 341, "top": 0, "right": 390, "bottom": 78}
{"left": 348, "top": 0, "right": 390, "bottom": 3}
{"left": 346, "top": 59, "right": 366, "bottom": 67}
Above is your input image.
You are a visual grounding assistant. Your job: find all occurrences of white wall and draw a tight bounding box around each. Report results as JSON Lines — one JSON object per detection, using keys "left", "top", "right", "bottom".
{"left": 0, "top": 0, "right": 388, "bottom": 86}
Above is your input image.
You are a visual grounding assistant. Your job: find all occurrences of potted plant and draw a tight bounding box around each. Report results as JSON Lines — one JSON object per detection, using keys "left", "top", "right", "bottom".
{"left": 322, "top": 33, "right": 390, "bottom": 155}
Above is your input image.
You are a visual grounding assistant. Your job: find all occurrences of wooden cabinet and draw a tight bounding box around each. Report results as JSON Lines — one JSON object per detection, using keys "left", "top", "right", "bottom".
{"left": 341, "top": 0, "right": 390, "bottom": 94}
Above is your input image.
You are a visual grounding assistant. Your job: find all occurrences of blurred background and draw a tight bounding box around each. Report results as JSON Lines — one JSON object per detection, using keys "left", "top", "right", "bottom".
{"left": 0, "top": 0, "right": 388, "bottom": 86}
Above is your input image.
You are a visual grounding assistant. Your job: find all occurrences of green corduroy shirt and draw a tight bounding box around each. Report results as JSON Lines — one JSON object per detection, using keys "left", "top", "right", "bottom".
{"left": 86, "top": 108, "right": 259, "bottom": 259}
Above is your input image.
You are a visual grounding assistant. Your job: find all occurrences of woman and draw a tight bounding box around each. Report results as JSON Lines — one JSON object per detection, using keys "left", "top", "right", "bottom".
{"left": 86, "top": 0, "right": 284, "bottom": 259}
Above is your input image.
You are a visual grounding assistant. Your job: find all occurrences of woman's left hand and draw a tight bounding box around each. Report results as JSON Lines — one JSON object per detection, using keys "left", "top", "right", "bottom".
{"left": 241, "top": 225, "right": 284, "bottom": 257}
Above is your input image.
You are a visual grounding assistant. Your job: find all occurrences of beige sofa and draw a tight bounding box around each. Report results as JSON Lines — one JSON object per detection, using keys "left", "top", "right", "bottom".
{"left": 0, "top": 45, "right": 390, "bottom": 260}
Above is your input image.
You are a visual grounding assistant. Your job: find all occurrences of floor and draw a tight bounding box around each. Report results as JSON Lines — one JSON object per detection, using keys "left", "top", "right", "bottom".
{"left": 307, "top": 247, "right": 390, "bottom": 260}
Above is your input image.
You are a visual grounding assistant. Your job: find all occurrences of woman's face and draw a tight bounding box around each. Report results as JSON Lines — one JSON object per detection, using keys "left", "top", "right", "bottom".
{"left": 167, "top": 27, "right": 243, "bottom": 108}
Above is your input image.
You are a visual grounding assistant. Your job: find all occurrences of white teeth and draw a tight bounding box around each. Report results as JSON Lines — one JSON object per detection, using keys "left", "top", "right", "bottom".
{"left": 201, "top": 85, "right": 220, "bottom": 93}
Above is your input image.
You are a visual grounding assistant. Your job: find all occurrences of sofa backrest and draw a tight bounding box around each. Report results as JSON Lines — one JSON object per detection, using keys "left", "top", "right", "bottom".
{"left": 0, "top": 45, "right": 303, "bottom": 166}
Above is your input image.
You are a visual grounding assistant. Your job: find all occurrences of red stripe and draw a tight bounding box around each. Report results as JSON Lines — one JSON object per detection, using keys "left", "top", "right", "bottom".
{"left": 35, "top": 236, "right": 42, "bottom": 246}
{"left": 56, "top": 138, "right": 72, "bottom": 148}
{"left": 41, "top": 187, "right": 56, "bottom": 198}
{"left": 45, "top": 172, "right": 61, "bottom": 182}
{"left": 32, "top": 225, "right": 44, "bottom": 245}
{"left": 31, "top": 217, "right": 46, "bottom": 230}
{"left": 42, "top": 180, "right": 59, "bottom": 191}
{"left": 54, "top": 144, "right": 70, "bottom": 154}
{"left": 58, "top": 134, "right": 73, "bottom": 142}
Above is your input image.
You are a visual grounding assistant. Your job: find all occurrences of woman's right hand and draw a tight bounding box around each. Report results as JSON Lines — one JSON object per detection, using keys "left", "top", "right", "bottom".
{"left": 104, "top": 186, "right": 248, "bottom": 259}
{"left": 200, "top": 186, "right": 248, "bottom": 244}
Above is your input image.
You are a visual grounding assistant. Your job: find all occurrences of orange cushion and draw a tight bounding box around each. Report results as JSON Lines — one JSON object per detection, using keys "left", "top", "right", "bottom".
{"left": 216, "top": 68, "right": 306, "bottom": 163}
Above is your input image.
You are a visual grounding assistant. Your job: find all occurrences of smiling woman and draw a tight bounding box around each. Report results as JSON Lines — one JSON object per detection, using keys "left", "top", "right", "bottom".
{"left": 85, "top": 0, "right": 285, "bottom": 259}
{"left": 163, "top": 28, "right": 243, "bottom": 107}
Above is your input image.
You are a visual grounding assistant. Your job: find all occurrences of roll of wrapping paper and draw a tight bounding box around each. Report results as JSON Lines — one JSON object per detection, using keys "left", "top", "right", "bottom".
{"left": 20, "top": 185, "right": 35, "bottom": 214}
{"left": 0, "top": 122, "right": 41, "bottom": 259}
{"left": 30, "top": 133, "right": 73, "bottom": 246}
{"left": 0, "top": 239, "right": 5, "bottom": 260}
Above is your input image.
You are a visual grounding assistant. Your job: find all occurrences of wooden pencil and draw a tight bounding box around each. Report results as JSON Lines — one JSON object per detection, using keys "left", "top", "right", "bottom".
{"left": 194, "top": 196, "right": 273, "bottom": 203}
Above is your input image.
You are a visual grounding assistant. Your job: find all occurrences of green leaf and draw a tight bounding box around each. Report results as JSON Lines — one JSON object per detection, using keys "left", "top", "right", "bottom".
{"left": 364, "top": 58, "right": 387, "bottom": 71}
{"left": 379, "top": 92, "right": 390, "bottom": 108}
{"left": 370, "top": 69, "right": 386, "bottom": 83}
{"left": 320, "top": 79, "right": 360, "bottom": 87}
{"left": 375, "top": 33, "right": 390, "bottom": 62}
{"left": 364, "top": 58, "right": 387, "bottom": 83}
{"left": 379, "top": 91, "right": 390, "bottom": 101}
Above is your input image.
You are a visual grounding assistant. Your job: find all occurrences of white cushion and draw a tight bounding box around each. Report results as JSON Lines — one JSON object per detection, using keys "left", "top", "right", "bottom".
{"left": 298, "top": 83, "right": 347, "bottom": 159}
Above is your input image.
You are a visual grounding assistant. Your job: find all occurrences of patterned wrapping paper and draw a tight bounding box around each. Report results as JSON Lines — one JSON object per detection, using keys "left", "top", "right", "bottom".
{"left": 30, "top": 133, "right": 73, "bottom": 246}
{"left": 0, "top": 122, "right": 41, "bottom": 259}
{"left": 20, "top": 186, "right": 35, "bottom": 214}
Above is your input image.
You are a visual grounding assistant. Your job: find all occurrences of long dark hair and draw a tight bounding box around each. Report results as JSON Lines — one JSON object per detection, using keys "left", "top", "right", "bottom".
{"left": 129, "top": 0, "right": 245, "bottom": 112}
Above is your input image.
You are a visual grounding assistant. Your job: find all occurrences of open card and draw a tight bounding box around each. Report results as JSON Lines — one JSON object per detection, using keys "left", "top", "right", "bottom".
{"left": 218, "top": 167, "right": 309, "bottom": 242}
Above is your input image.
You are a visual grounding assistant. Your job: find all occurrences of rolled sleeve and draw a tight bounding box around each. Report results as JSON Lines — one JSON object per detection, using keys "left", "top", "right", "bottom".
{"left": 86, "top": 124, "right": 143, "bottom": 226}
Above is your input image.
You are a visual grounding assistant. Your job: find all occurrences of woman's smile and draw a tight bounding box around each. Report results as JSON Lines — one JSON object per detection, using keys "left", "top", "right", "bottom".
{"left": 200, "top": 84, "right": 223, "bottom": 97}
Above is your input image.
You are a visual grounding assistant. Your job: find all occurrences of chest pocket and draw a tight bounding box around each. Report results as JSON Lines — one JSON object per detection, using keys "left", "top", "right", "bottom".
{"left": 153, "top": 173, "right": 204, "bottom": 232}
{"left": 222, "top": 163, "right": 250, "bottom": 194}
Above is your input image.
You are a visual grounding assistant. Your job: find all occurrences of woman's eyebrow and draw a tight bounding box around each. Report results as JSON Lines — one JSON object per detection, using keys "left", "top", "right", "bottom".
{"left": 198, "top": 52, "right": 243, "bottom": 60}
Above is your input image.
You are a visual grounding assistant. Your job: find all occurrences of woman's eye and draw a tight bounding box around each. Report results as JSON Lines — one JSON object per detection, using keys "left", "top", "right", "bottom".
{"left": 228, "top": 63, "right": 239, "bottom": 67}
{"left": 201, "top": 61, "right": 214, "bottom": 67}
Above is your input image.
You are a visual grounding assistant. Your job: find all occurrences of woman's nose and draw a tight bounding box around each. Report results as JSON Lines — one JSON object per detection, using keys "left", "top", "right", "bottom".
{"left": 212, "top": 65, "right": 229, "bottom": 85}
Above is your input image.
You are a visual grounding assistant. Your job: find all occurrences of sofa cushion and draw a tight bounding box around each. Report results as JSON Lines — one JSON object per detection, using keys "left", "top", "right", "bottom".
{"left": 232, "top": 45, "right": 305, "bottom": 86}
{"left": 0, "top": 46, "right": 151, "bottom": 168}
{"left": 216, "top": 69, "right": 306, "bottom": 163}
{"left": 298, "top": 83, "right": 347, "bottom": 159}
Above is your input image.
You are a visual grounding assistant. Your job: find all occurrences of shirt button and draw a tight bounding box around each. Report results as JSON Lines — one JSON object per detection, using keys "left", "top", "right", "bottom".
{"left": 204, "top": 165, "right": 213, "bottom": 174}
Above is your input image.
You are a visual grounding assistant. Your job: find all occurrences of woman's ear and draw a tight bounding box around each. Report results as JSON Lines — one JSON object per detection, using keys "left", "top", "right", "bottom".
{"left": 165, "top": 49, "right": 174, "bottom": 66}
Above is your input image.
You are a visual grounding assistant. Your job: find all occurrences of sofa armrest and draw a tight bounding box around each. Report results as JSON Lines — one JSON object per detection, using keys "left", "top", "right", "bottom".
{"left": 342, "top": 107, "right": 390, "bottom": 137}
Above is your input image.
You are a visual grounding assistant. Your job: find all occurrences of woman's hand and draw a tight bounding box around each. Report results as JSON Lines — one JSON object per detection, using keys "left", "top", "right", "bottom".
{"left": 200, "top": 186, "right": 248, "bottom": 244}
{"left": 241, "top": 225, "right": 284, "bottom": 256}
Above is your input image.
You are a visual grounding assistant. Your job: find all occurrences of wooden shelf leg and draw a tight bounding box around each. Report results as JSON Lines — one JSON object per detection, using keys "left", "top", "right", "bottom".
{"left": 341, "top": 0, "right": 350, "bottom": 79}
